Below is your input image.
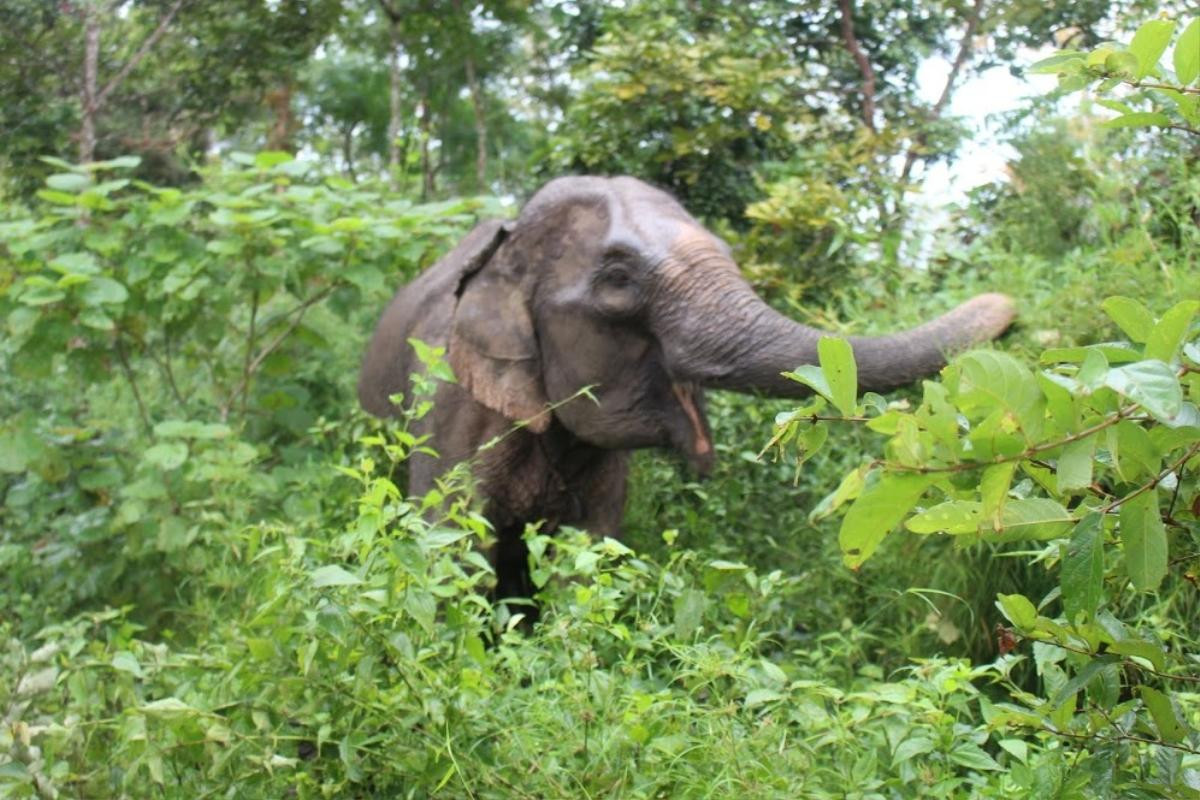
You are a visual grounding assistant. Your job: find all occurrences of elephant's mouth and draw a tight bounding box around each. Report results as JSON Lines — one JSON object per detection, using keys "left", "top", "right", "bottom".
{"left": 670, "top": 382, "right": 714, "bottom": 476}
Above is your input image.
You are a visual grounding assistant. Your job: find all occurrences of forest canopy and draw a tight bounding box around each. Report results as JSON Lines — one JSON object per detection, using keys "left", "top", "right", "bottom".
{"left": 1, "top": 1, "right": 1199, "bottom": 797}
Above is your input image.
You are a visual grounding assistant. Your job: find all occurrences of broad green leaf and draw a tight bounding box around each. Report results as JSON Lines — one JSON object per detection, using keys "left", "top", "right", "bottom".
{"left": 1128, "top": 18, "right": 1176, "bottom": 78}
{"left": 1027, "top": 52, "right": 1085, "bottom": 74}
{"left": 1114, "top": 421, "right": 1161, "bottom": 481}
{"left": 19, "top": 282, "right": 66, "bottom": 306}
{"left": 782, "top": 364, "right": 832, "bottom": 403}
{"left": 1040, "top": 343, "right": 1141, "bottom": 364}
{"left": 1176, "top": 18, "right": 1200, "bottom": 84}
{"left": 310, "top": 564, "right": 361, "bottom": 587}
{"left": 839, "top": 473, "right": 935, "bottom": 568}
{"left": 1056, "top": 435, "right": 1095, "bottom": 493}
{"left": 79, "top": 276, "right": 129, "bottom": 306}
{"left": 906, "top": 501, "right": 980, "bottom": 534}
{"left": 809, "top": 465, "right": 868, "bottom": 522}
{"left": 1120, "top": 491, "right": 1167, "bottom": 591}
{"left": 1108, "top": 639, "right": 1165, "bottom": 671}
{"left": 1140, "top": 686, "right": 1187, "bottom": 743}
{"left": 995, "top": 498, "right": 1074, "bottom": 540}
{"left": 980, "top": 462, "right": 1016, "bottom": 528}
{"left": 88, "top": 155, "right": 142, "bottom": 171}
{"left": 996, "top": 593, "right": 1037, "bottom": 629}
{"left": 1062, "top": 513, "right": 1105, "bottom": 621}
{"left": 405, "top": 589, "right": 436, "bottom": 633}
{"left": 1144, "top": 300, "right": 1199, "bottom": 363}
{"left": 674, "top": 588, "right": 707, "bottom": 640}
{"left": 1101, "top": 296, "right": 1155, "bottom": 342}
{"left": 254, "top": 151, "right": 294, "bottom": 168}
{"left": 111, "top": 650, "right": 143, "bottom": 677}
{"left": 954, "top": 350, "right": 1042, "bottom": 434}
{"left": 1100, "top": 112, "right": 1171, "bottom": 129}
{"left": 46, "top": 172, "right": 90, "bottom": 192}
{"left": 1105, "top": 360, "right": 1183, "bottom": 423}
{"left": 892, "top": 737, "right": 934, "bottom": 765}
{"left": 818, "top": 336, "right": 857, "bottom": 416}
{"left": 154, "top": 420, "right": 232, "bottom": 439}
{"left": 143, "top": 442, "right": 188, "bottom": 470}
{"left": 948, "top": 743, "right": 1002, "bottom": 771}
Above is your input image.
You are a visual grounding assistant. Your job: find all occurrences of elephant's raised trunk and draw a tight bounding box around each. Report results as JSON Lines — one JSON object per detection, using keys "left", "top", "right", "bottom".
{"left": 658, "top": 270, "right": 1016, "bottom": 395}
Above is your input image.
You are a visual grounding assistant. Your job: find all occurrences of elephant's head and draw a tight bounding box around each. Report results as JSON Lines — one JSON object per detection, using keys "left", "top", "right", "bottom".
{"left": 362, "top": 176, "right": 1015, "bottom": 473}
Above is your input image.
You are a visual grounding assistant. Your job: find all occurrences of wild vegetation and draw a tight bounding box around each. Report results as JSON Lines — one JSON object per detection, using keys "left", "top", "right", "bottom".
{"left": 1, "top": 2, "right": 1198, "bottom": 797}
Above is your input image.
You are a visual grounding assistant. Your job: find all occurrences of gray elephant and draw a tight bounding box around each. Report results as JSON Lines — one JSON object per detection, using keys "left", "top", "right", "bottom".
{"left": 359, "top": 176, "right": 1015, "bottom": 606}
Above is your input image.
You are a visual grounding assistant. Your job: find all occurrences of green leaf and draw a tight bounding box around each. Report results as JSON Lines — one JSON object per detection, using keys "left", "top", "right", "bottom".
{"left": 79, "top": 276, "right": 129, "bottom": 306}
{"left": 1062, "top": 513, "right": 1105, "bottom": 621}
{"left": 674, "top": 588, "right": 707, "bottom": 640}
{"left": 311, "top": 564, "right": 361, "bottom": 588}
{"left": 809, "top": 465, "right": 868, "bottom": 522}
{"left": 953, "top": 351, "right": 1042, "bottom": 434}
{"left": 996, "top": 593, "right": 1037, "bottom": 629}
{"left": 1101, "top": 296, "right": 1155, "bottom": 342}
{"left": 1144, "top": 300, "right": 1199, "bottom": 363}
{"left": 839, "top": 473, "right": 935, "bottom": 568}
{"left": 255, "top": 151, "right": 294, "bottom": 168}
{"left": 1120, "top": 491, "right": 1167, "bottom": 591}
{"left": 1105, "top": 360, "right": 1183, "bottom": 423}
{"left": 46, "top": 172, "right": 91, "bottom": 192}
{"left": 995, "top": 498, "right": 1074, "bottom": 540}
{"left": 948, "top": 743, "right": 1002, "bottom": 771}
{"left": 1056, "top": 435, "right": 1095, "bottom": 493}
{"left": 405, "top": 589, "right": 436, "bottom": 633}
{"left": 1129, "top": 18, "right": 1176, "bottom": 78}
{"left": 818, "top": 337, "right": 857, "bottom": 416}
{"left": 1108, "top": 638, "right": 1165, "bottom": 671}
{"left": 1100, "top": 111, "right": 1171, "bottom": 129}
{"left": 782, "top": 364, "right": 832, "bottom": 402}
{"left": 88, "top": 155, "right": 141, "bottom": 171}
{"left": 1028, "top": 52, "right": 1085, "bottom": 74}
{"left": 1114, "top": 421, "right": 1161, "bottom": 481}
{"left": 1176, "top": 18, "right": 1200, "bottom": 84}
{"left": 111, "top": 650, "right": 143, "bottom": 677}
{"left": 1140, "top": 686, "right": 1188, "bottom": 743}
{"left": 906, "top": 501, "right": 980, "bottom": 534}
{"left": 143, "top": 442, "right": 188, "bottom": 470}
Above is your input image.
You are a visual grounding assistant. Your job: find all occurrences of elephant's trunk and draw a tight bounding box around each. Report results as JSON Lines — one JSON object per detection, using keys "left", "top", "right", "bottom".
{"left": 656, "top": 268, "right": 1016, "bottom": 395}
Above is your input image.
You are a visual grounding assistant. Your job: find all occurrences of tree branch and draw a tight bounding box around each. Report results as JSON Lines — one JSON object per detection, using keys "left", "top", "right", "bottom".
{"left": 95, "top": 0, "right": 188, "bottom": 110}
{"left": 900, "top": 0, "right": 986, "bottom": 183}
{"left": 837, "top": 0, "right": 877, "bottom": 132}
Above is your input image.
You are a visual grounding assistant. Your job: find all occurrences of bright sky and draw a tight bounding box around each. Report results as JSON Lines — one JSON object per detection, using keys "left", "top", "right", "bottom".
{"left": 913, "top": 49, "right": 1057, "bottom": 204}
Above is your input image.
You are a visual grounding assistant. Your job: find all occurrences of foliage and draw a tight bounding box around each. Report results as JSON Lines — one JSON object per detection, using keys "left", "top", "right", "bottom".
{"left": 1030, "top": 13, "right": 1200, "bottom": 135}
{"left": 769, "top": 296, "right": 1200, "bottom": 795}
{"left": 0, "top": 154, "right": 503, "bottom": 635}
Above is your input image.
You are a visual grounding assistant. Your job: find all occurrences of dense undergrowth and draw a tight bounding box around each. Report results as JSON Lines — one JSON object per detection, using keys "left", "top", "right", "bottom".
{"left": 3, "top": 41, "right": 1200, "bottom": 799}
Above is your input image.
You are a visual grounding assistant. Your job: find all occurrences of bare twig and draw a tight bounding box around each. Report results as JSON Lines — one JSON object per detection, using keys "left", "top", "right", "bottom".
{"left": 1099, "top": 442, "right": 1200, "bottom": 514}
{"left": 900, "top": 0, "right": 986, "bottom": 183}
{"left": 837, "top": 0, "right": 877, "bottom": 132}
{"left": 114, "top": 335, "right": 153, "bottom": 435}
{"left": 875, "top": 404, "right": 1140, "bottom": 475}
{"left": 222, "top": 286, "right": 335, "bottom": 420}
{"left": 94, "top": 0, "right": 188, "bottom": 110}
{"left": 240, "top": 289, "right": 259, "bottom": 419}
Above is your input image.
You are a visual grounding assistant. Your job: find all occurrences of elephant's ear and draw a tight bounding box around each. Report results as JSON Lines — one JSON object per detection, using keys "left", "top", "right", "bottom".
{"left": 449, "top": 250, "right": 550, "bottom": 433}
{"left": 359, "top": 219, "right": 510, "bottom": 417}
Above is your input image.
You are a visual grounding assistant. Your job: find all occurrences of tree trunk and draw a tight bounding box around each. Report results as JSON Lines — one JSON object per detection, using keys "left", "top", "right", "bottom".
{"left": 419, "top": 82, "right": 435, "bottom": 200}
{"left": 265, "top": 81, "right": 295, "bottom": 151}
{"left": 451, "top": 0, "right": 488, "bottom": 190}
{"left": 386, "top": 22, "right": 403, "bottom": 191}
{"left": 464, "top": 52, "right": 488, "bottom": 190}
{"left": 80, "top": 5, "right": 100, "bottom": 164}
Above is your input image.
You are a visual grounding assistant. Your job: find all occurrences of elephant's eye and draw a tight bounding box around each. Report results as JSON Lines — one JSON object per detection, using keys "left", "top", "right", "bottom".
{"left": 593, "top": 262, "right": 644, "bottom": 317}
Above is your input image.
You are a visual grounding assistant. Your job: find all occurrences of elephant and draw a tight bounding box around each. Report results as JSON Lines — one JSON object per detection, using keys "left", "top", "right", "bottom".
{"left": 358, "top": 175, "right": 1016, "bottom": 609}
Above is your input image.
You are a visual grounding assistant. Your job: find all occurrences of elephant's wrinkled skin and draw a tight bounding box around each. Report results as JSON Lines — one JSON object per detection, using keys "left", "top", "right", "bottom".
{"left": 359, "top": 176, "right": 1016, "bottom": 606}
